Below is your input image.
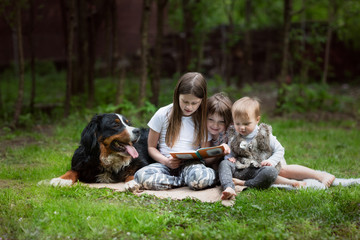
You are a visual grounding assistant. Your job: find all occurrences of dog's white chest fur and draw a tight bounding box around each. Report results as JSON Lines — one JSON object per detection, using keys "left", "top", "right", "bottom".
{"left": 97, "top": 153, "right": 131, "bottom": 183}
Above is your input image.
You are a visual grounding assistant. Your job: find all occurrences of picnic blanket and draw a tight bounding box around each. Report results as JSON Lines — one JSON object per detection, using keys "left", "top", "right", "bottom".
{"left": 84, "top": 177, "right": 360, "bottom": 203}
{"left": 85, "top": 183, "right": 235, "bottom": 203}
{"left": 39, "top": 176, "right": 360, "bottom": 206}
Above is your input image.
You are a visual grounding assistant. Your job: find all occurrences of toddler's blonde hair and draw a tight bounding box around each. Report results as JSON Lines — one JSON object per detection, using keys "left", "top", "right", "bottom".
{"left": 232, "top": 96, "right": 261, "bottom": 121}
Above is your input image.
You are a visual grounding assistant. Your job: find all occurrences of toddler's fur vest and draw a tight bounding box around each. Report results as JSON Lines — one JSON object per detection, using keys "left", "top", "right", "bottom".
{"left": 227, "top": 123, "right": 281, "bottom": 171}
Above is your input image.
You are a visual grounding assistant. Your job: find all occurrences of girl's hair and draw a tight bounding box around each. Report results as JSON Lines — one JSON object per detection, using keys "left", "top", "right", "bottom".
{"left": 207, "top": 92, "right": 233, "bottom": 130}
{"left": 166, "top": 72, "right": 208, "bottom": 148}
{"left": 232, "top": 96, "right": 261, "bottom": 120}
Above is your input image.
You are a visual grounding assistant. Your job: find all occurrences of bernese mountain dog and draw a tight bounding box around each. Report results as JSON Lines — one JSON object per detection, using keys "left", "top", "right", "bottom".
{"left": 50, "top": 113, "right": 153, "bottom": 187}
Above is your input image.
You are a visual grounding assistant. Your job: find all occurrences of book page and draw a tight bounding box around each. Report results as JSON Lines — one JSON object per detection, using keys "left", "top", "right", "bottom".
{"left": 170, "top": 145, "right": 225, "bottom": 160}
{"left": 169, "top": 152, "right": 200, "bottom": 160}
{"left": 197, "top": 145, "right": 225, "bottom": 158}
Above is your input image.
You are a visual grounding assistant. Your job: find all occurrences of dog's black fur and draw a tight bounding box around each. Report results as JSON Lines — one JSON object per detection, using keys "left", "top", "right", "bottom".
{"left": 53, "top": 113, "right": 154, "bottom": 185}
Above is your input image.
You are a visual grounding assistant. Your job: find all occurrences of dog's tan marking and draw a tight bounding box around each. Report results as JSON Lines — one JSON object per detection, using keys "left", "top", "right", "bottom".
{"left": 59, "top": 170, "right": 79, "bottom": 184}
{"left": 102, "top": 131, "right": 131, "bottom": 147}
{"left": 99, "top": 142, "right": 109, "bottom": 161}
{"left": 125, "top": 175, "right": 134, "bottom": 182}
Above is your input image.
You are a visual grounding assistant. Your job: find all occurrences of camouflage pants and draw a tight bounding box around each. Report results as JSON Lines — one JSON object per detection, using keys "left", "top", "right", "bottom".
{"left": 134, "top": 162, "right": 216, "bottom": 190}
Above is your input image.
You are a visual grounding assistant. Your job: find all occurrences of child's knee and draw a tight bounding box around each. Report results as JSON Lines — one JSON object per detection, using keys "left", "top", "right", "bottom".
{"left": 219, "top": 159, "right": 232, "bottom": 171}
{"left": 134, "top": 165, "right": 157, "bottom": 184}
{"left": 186, "top": 167, "right": 215, "bottom": 190}
{"left": 134, "top": 167, "right": 148, "bottom": 185}
{"left": 263, "top": 166, "right": 278, "bottom": 182}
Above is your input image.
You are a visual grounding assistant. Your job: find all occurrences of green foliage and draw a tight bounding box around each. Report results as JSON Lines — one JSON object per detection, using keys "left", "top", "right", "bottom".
{"left": 94, "top": 99, "right": 157, "bottom": 127}
{"left": 337, "top": 0, "right": 360, "bottom": 49}
{"left": 0, "top": 61, "right": 65, "bottom": 126}
{"left": 276, "top": 83, "right": 353, "bottom": 114}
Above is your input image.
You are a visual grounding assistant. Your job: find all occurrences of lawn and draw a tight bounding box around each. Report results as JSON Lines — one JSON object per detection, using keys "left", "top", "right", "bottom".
{"left": 0, "top": 115, "right": 359, "bottom": 240}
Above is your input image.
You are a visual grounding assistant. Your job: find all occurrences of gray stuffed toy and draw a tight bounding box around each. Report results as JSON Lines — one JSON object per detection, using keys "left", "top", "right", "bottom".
{"left": 227, "top": 123, "right": 281, "bottom": 171}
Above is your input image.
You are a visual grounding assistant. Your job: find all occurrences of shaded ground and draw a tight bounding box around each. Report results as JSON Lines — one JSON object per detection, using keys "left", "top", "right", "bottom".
{"left": 0, "top": 125, "right": 54, "bottom": 157}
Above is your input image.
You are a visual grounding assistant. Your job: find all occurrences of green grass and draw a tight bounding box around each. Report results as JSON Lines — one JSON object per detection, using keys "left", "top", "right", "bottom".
{"left": 1, "top": 117, "right": 359, "bottom": 240}
{"left": 1, "top": 64, "right": 360, "bottom": 239}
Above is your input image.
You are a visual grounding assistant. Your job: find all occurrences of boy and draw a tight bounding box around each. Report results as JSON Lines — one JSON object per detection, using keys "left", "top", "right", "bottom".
{"left": 219, "top": 96, "right": 305, "bottom": 200}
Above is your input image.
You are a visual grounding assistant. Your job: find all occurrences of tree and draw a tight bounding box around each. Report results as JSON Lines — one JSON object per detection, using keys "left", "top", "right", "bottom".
{"left": 74, "top": 0, "right": 88, "bottom": 96}
{"left": 86, "top": 1, "right": 108, "bottom": 108}
{"left": 151, "top": 0, "right": 168, "bottom": 107}
{"left": 300, "top": 0, "right": 308, "bottom": 83}
{"left": 138, "top": 0, "right": 152, "bottom": 107}
{"left": 243, "top": 0, "right": 253, "bottom": 84}
{"left": 222, "top": 0, "right": 236, "bottom": 86}
{"left": 28, "top": 0, "right": 36, "bottom": 114}
{"left": 12, "top": 2, "right": 25, "bottom": 127}
{"left": 278, "top": 0, "right": 292, "bottom": 85}
{"left": 0, "top": 0, "right": 27, "bottom": 127}
{"left": 180, "top": 0, "right": 195, "bottom": 71}
{"left": 60, "top": 0, "right": 75, "bottom": 117}
{"left": 276, "top": 0, "right": 293, "bottom": 112}
{"left": 321, "top": 0, "right": 337, "bottom": 84}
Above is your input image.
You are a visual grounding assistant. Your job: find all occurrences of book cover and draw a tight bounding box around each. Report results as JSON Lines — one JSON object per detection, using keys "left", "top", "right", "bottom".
{"left": 169, "top": 145, "right": 225, "bottom": 160}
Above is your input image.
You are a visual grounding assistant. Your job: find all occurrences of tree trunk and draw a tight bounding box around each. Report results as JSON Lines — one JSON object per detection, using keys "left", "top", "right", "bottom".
{"left": 105, "top": 0, "right": 113, "bottom": 77}
{"left": 276, "top": 0, "right": 292, "bottom": 113}
{"left": 195, "top": 33, "right": 205, "bottom": 72}
{"left": 138, "top": 0, "right": 152, "bottom": 107}
{"left": 13, "top": 3, "right": 25, "bottom": 127}
{"left": 75, "top": 0, "right": 88, "bottom": 95}
{"left": 222, "top": 0, "right": 235, "bottom": 86}
{"left": 0, "top": 86, "right": 3, "bottom": 118}
{"left": 263, "top": 39, "right": 272, "bottom": 81}
{"left": 87, "top": 10, "right": 95, "bottom": 109}
{"left": 113, "top": 2, "right": 126, "bottom": 106}
{"left": 29, "top": 0, "right": 36, "bottom": 114}
{"left": 115, "top": 61, "right": 126, "bottom": 105}
{"left": 279, "top": 0, "right": 292, "bottom": 84}
{"left": 151, "top": 0, "right": 167, "bottom": 107}
{"left": 63, "top": 0, "right": 75, "bottom": 117}
{"left": 322, "top": 0, "right": 336, "bottom": 84}
{"left": 111, "top": 0, "right": 119, "bottom": 79}
{"left": 300, "top": 0, "right": 309, "bottom": 83}
{"left": 182, "top": 0, "right": 194, "bottom": 72}
{"left": 243, "top": 0, "right": 253, "bottom": 84}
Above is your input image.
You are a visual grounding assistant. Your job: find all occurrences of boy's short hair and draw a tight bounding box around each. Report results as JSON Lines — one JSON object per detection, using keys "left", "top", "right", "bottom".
{"left": 207, "top": 92, "right": 233, "bottom": 129}
{"left": 232, "top": 96, "right": 261, "bottom": 120}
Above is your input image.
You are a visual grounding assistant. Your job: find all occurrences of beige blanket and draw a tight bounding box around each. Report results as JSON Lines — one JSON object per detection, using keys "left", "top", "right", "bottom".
{"left": 85, "top": 183, "right": 246, "bottom": 203}
{"left": 84, "top": 177, "right": 360, "bottom": 204}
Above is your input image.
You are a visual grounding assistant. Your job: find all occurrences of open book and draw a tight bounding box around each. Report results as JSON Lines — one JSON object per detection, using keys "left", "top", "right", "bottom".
{"left": 170, "top": 145, "right": 225, "bottom": 160}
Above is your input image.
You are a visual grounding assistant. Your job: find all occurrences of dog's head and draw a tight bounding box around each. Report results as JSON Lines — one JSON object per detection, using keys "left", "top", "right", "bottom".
{"left": 80, "top": 113, "right": 140, "bottom": 166}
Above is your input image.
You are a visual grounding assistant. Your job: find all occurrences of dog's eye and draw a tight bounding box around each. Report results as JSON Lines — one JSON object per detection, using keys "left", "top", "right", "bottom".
{"left": 122, "top": 117, "right": 132, "bottom": 126}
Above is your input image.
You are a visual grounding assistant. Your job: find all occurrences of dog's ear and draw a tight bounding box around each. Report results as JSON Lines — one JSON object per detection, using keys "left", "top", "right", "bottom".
{"left": 80, "top": 114, "right": 102, "bottom": 154}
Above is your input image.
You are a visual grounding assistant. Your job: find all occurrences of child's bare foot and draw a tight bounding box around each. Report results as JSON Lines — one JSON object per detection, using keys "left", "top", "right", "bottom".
{"left": 232, "top": 178, "right": 245, "bottom": 186}
{"left": 221, "top": 187, "right": 236, "bottom": 200}
{"left": 292, "top": 180, "right": 307, "bottom": 188}
{"left": 318, "top": 172, "right": 336, "bottom": 187}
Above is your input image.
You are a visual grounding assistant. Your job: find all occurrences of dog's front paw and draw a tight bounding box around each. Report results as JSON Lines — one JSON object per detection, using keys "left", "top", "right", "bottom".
{"left": 124, "top": 180, "right": 142, "bottom": 193}
{"left": 49, "top": 178, "right": 73, "bottom": 187}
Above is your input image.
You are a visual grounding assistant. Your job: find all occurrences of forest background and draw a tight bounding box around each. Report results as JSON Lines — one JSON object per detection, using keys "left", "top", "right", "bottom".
{"left": 0, "top": 0, "right": 359, "bottom": 128}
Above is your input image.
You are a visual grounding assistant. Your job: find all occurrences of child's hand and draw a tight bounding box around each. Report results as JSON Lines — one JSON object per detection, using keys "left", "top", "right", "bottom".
{"left": 228, "top": 157, "right": 236, "bottom": 163}
{"left": 261, "top": 160, "right": 273, "bottom": 166}
{"left": 165, "top": 156, "right": 182, "bottom": 169}
{"left": 221, "top": 143, "right": 231, "bottom": 155}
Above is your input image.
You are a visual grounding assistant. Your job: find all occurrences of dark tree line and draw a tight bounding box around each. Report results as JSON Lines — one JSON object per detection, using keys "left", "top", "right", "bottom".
{"left": 0, "top": 0, "right": 358, "bottom": 127}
